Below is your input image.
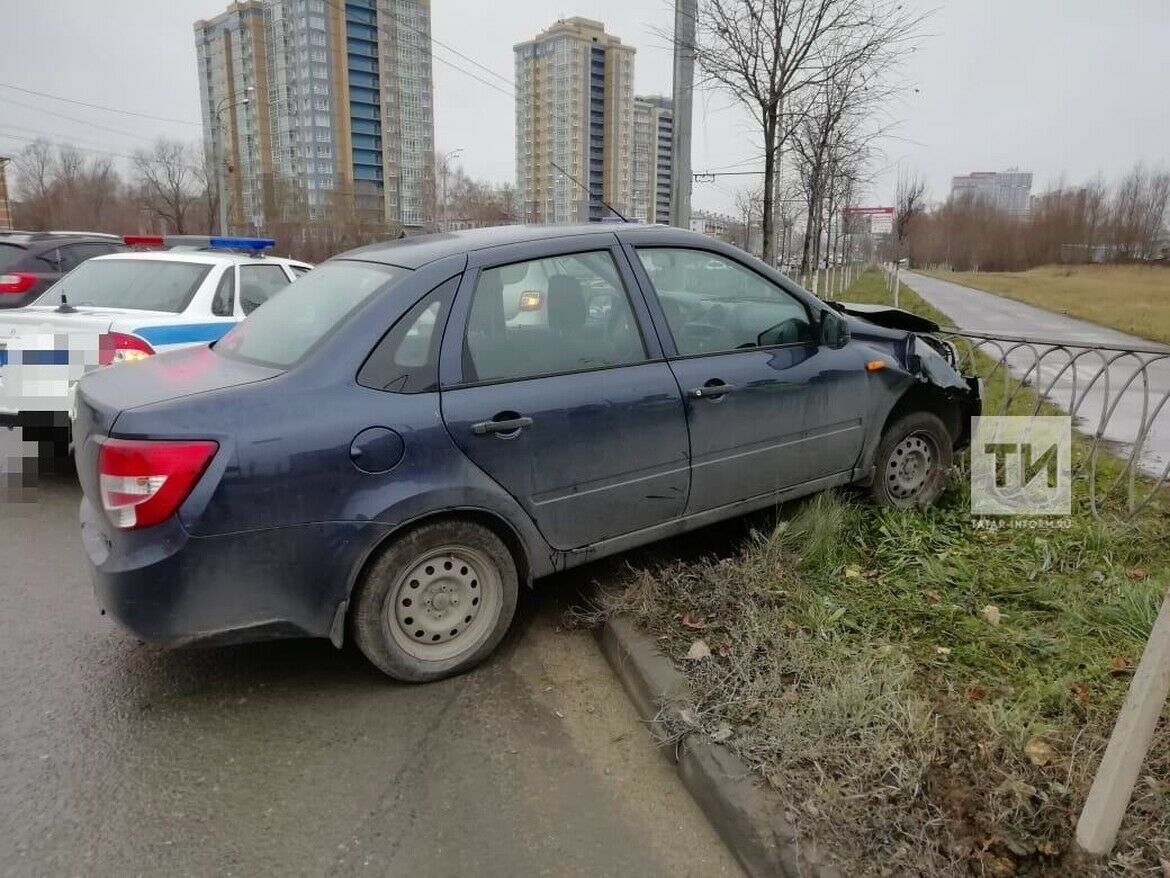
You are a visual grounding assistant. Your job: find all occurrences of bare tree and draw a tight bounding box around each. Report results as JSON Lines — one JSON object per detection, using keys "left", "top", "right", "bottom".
{"left": 133, "top": 139, "right": 200, "bottom": 234}
{"left": 894, "top": 167, "right": 926, "bottom": 264}
{"left": 734, "top": 186, "right": 764, "bottom": 253}
{"left": 12, "top": 139, "right": 57, "bottom": 228}
{"left": 679, "top": 0, "right": 923, "bottom": 265}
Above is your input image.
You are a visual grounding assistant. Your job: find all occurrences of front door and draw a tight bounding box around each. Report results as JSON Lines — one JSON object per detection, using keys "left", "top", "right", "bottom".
{"left": 629, "top": 246, "right": 870, "bottom": 514}
{"left": 439, "top": 240, "right": 690, "bottom": 550}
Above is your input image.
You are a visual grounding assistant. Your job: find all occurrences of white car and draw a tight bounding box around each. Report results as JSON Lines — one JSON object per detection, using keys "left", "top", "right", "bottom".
{"left": 0, "top": 235, "right": 311, "bottom": 435}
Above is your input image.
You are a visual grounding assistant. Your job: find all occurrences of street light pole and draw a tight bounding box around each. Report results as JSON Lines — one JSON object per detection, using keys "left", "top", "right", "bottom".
{"left": 214, "top": 87, "right": 252, "bottom": 237}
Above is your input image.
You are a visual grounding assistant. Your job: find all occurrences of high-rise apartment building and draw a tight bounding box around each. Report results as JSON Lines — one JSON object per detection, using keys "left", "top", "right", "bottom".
{"left": 949, "top": 169, "right": 1033, "bottom": 219}
{"left": 195, "top": 1, "right": 276, "bottom": 230}
{"left": 514, "top": 18, "right": 634, "bottom": 224}
{"left": 195, "top": 0, "right": 435, "bottom": 230}
{"left": 632, "top": 95, "right": 672, "bottom": 224}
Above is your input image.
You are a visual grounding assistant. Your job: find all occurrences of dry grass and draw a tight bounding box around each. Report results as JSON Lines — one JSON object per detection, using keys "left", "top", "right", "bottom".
{"left": 926, "top": 265, "right": 1170, "bottom": 345}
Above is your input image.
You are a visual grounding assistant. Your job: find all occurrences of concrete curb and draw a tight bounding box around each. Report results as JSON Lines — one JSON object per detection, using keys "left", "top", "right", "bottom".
{"left": 596, "top": 616, "right": 840, "bottom": 878}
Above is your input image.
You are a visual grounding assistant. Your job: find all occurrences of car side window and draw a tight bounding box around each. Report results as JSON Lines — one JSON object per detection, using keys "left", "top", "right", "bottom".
{"left": 358, "top": 276, "right": 458, "bottom": 393}
{"left": 635, "top": 248, "right": 815, "bottom": 355}
{"left": 211, "top": 268, "right": 236, "bottom": 317}
{"left": 55, "top": 245, "right": 87, "bottom": 273}
{"left": 239, "top": 264, "right": 292, "bottom": 315}
{"left": 462, "top": 250, "right": 646, "bottom": 384}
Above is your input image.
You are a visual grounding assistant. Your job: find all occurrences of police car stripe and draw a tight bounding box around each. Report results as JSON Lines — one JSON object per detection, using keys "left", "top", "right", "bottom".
{"left": 132, "top": 323, "right": 237, "bottom": 346}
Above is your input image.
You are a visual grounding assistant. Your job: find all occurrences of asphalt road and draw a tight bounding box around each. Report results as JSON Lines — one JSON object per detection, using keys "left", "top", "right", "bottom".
{"left": 0, "top": 430, "right": 740, "bottom": 877}
{"left": 901, "top": 271, "right": 1170, "bottom": 478}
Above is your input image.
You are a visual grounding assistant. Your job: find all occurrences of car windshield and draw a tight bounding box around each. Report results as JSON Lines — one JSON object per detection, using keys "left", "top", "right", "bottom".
{"left": 215, "top": 260, "right": 408, "bottom": 368}
{"left": 33, "top": 258, "right": 212, "bottom": 312}
{"left": 0, "top": 243, "right": 27, "bottom": 271}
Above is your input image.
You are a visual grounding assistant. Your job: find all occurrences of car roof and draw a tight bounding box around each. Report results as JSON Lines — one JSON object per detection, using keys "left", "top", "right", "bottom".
{"left": 335, "top": 223, "right": 719, "bottom": 270}
{"left": 0, "top": 232, "right": 121, "bottom": 248}
{"left": 86, "top": 250, "right": 307, "bottom": 267}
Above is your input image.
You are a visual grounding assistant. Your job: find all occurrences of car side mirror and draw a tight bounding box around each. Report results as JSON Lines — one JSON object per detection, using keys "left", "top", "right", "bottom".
{"left": 819, "top": 310, "right": 850, "bottom": 349}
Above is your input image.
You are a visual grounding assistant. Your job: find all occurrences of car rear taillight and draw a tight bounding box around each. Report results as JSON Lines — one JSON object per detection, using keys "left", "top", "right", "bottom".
{"left": 0, "top": 272, "right": 38, "bottom": 294}
{"left": 98, "top": 438, "right": 218, "bottom": 529}
{"left": 99, "top": 332, "right": 155, "bottom": 366}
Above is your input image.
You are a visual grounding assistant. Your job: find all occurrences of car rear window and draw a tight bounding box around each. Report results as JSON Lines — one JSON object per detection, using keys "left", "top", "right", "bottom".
{"left": 33, "top": 258, "right": 211, "bottom": 312}
{"left": 0, "top": 243, "right": 27, "bottom": 271}
{"left": 215, "top": 261, "right": 408, "bottom": 368}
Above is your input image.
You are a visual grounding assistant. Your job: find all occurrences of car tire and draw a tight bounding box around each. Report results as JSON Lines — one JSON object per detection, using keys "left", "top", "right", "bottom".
{"left": 352, "top": 520, "right": 519, "bottom": 683}
{"left": 870, "top": 411, "right": 953, "bottom": 509}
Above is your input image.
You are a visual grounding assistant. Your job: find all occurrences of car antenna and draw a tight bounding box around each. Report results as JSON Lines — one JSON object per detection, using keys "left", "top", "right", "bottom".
{"left": 548, "top": 161, "right": 630, "bottom": 222}
{"left": 56, "top": 293, "right": 77, "bottom": 314}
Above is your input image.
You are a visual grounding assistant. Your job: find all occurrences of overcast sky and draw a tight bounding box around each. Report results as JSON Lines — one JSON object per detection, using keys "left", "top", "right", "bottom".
{"left": 0, "top": 0, "right": 1167, "bottom": 215}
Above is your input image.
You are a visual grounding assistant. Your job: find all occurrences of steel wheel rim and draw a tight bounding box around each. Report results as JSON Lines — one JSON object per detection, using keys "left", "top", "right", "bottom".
{"left": 387, "top": 544, "right": 501, "bottom": 662}
{"left": 886, "top": 431, "right": 938, "bottom": 502}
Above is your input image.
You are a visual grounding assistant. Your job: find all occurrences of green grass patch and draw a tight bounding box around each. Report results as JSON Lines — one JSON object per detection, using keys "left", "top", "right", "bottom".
{"left": 586, "top": 271, "right": 1170, "bottom": 874}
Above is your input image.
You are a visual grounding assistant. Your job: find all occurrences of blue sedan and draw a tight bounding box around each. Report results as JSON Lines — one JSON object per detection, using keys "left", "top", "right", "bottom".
{"left": 74, "top": 224, "right": 979, "bottom": 682}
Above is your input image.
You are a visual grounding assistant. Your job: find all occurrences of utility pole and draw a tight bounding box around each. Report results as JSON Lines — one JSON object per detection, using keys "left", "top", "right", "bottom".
{"left": 669, "top": 0, "right": 696, "bottom": 229}
{"left": 0, "top": 156, "right": 12, "bottom": 231}
{"left": 214, "top": 87, "right": 252, "bottom": 237}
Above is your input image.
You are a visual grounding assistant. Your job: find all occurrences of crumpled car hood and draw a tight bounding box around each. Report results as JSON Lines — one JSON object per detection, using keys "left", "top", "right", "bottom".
{"left": 828, "top": 301, "right": 940, "bottom": 334}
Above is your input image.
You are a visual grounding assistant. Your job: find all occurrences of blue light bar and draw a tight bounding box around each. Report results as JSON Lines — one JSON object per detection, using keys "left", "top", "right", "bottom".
{"left": 208, "top": 236, "right": 275, "bottom": 251}
{"left": 158, "top": 235, "right": 276, "bottom": 252}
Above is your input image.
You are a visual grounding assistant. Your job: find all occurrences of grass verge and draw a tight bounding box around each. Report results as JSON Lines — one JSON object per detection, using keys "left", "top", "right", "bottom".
{"left": 583, "top": 271, "right": 1170, "bottom": 875}
{"left": 922, "top": 265, "right": 1170, "bottom": 346}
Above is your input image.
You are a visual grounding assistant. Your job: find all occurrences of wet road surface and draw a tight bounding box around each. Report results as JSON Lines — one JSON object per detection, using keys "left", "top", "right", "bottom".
{"left": 0, "top": 432, "right": 740, "bottom": 877}
{"left": 901, "top": 270, "right": 1170, "bottom": 478}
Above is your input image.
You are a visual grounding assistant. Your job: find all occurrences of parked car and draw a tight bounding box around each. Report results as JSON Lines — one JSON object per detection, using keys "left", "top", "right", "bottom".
{"left": 0, "top": 230, "right": 125, "bottom": 308}
{"left": 74, "top": 224, "right": 980, "bottom": 682}
{"left": 0, "top": 235, "right": 312, "bottom": 452}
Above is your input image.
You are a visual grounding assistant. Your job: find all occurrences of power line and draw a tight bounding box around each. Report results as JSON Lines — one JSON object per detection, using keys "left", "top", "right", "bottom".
{"left": 0, "top": 95, "right": 162, "bottom": 146}
{"left": 0, "top": 122, "right": 147, "bottom": 158}
{"left": 0, "top": 82, "right": 202, "bottom": 127}
{"left": 0, "top": 130, "right": 138, "bottom": 162}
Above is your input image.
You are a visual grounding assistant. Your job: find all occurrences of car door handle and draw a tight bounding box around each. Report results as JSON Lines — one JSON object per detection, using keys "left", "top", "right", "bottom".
{"left": 471, "top": 415, "right": 534, "bottom": 436}
{"left": 688, "top": 382, "right": 737, "bottom": 399}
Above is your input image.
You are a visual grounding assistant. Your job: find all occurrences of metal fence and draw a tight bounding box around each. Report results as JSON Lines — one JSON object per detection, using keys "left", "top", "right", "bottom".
{"left": 940, "top": 329, "right": 1170, "bottom": 518}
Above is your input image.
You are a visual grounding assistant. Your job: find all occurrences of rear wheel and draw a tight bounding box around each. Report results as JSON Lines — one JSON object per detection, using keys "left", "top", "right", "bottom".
{"left": 870, "top": 411, "right": 952, "bottom": 508}
{"left": 352, "top": 520, "right": 518, "bottom": 682}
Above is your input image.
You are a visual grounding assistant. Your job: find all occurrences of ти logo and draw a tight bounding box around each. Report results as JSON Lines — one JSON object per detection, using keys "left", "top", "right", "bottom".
{"left": 971, "top": 416, "right": 1071, "bottom": 515}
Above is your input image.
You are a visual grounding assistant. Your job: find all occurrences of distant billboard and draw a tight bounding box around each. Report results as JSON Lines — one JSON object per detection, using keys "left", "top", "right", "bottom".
{"left": 844, "top": 206, "right": 894, "bottom": 235}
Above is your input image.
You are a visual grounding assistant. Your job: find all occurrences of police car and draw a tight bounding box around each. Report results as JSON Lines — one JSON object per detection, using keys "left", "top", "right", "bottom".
{"left": 0, "top": 235, "right": 311, "bottom": 440}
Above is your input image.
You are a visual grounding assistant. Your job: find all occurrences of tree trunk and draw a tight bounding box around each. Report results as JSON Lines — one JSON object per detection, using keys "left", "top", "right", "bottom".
{"left": 761, "top": 116, "right": 777, "bottom": 265}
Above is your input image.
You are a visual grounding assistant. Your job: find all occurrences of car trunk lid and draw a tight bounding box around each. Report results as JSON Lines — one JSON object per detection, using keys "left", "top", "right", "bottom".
{"left": 73, "top": 346, "right": 282, "bottom": 502}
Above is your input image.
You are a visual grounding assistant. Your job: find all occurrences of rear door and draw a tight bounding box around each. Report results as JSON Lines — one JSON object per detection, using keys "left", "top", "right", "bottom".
{"left": 237, "top": 263, "right": 293, "bottom": 316}
{"left": 627, "top": 245, "right": 870, "bottom": 514}
{"left": 438, "top": 236, "right": 690, "bottom": 550}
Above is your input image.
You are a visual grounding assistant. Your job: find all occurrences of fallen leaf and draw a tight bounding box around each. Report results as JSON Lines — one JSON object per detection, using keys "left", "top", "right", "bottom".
{"left": 1126, "top": 566, "right": 1150, "bottom": 580}
{"left": 1070, "top": 683, "right": 1088, "bottom": 707}
{"left": 1110, "top": 656, "right": 1132, "bottom": 674}
{"left": 1024, "top": 737, "right": 1057, "bottom": 767}
{"left": 686, "top": 639, "right": 711, "bottom": 661}
{"left": 995, "top": 777, "right": 1038, "bottom": 801}
{"left": 982, "top": 605, "right": 1003, "bottom": 626}
{"left": 934, "top": 645, "right": 952, "bottom": 657}
{"left": 965, "top": 685, "right": 988, "bottom": 701}
{"left": 680, "top": 611, "right": 706, "bottom": 630}
{"left": 710, "top": 724, "right": 733, "bottom": 743}
{"left": 844, "top": 566, "right": 862, "bottom": 579}
{"left": 924, "top": 590, "right": 941, "bottom": 604}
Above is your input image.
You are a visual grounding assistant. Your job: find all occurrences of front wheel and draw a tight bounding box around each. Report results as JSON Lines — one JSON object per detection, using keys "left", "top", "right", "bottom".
{"left": 352, "top": 520, "right": 519, "bottom": 683}
{"left": 869, "top": 411, "right": 953, "bottom": 509}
